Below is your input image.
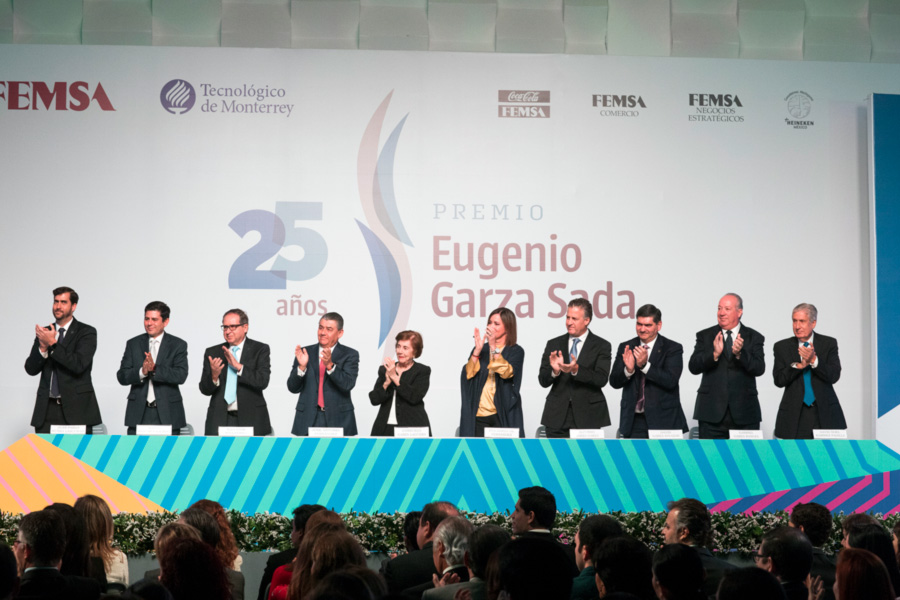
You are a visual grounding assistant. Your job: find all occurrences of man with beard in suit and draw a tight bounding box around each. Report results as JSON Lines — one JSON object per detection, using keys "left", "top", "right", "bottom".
{"left": 609, "top": 304, "right": 687, "bottom": 438}
{"left": 117, "top": 301, "right": 189, "bottom": 435}
{"left": 25, "top": 287, "right": 102, "bottom": 434}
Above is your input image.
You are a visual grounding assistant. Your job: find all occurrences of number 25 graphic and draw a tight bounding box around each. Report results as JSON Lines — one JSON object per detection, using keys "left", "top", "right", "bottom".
{"left": 228, "top": 202, "right": 328, "bottom": 289}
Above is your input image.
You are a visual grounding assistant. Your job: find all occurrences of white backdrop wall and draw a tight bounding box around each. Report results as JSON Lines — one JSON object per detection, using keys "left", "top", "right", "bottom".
{"left": 1, "top": 46, "right": 893, "bottom": 449}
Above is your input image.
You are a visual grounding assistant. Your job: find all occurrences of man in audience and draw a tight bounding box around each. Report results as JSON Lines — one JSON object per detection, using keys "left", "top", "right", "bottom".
{"left": 717, "top": 567, "right": 787, "bottom": 600}
{"left": 840, "top": 512, "right": 879, "bottom": 548}
{"left": 499, "top": 537, "right": 574, "bottom": 600}
{"left": 383, "top": 501, "right": 460, "bottom": 593}
{"left": 755, "top": 526, "right": 813, "bottom": 600}
{"left": 662, "top": 497, "right": 735, "bottom": 598}
{"left": 591, "top": 536, "right": 654, "bottom": 599}
{"left": 789, "top": 502, "right": 836, "bottom": 600}
{"left": 511, "top": 486, "right": 577, "bottom": 568}
{"left": 0, "top": 543, "right": 17, "bottom": 600}
{"left": 257, "top": 504, "right": 325, "bottom": 600}
{"left": 405, "top": 516, "right": 474, "bottom": 598}
{"left": 423, "top": 524, "right": 510, "bottom": 600}
{"left": 13, "top": 509, "right": 101, "bottom": 600}
{"left": 572, "top": 515, "right": 623, "bottom": 600}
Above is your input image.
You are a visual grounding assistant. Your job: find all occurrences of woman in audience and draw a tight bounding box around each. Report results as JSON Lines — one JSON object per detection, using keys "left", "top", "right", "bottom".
{"left": 270, "top": 511, "right": 345, "bottom": 600}
{"left": 291, "top": 531, "right": 367, "bottom": 599}
{"left": 459, "top": 307, "right": 525, "bottom": 438}
{"left": 190, "top": 499, "right": 243, "bottom": 571}
{"left": 369, "top": 330, "right": 432, "bottom": 437}
{"left": 833, "top": 547, "right": 895, "bottom": 600}
{"left": 846, "top": 522, "right": 900, "bottom": 593}
{"left": 307, "top": 565, "right": 387, "bottom": 600}
{"left": 651, "top": 544, "right": 705, "bottom": 600}
{"left": 158, "top": 537, "right": 232, "bottom": 600}
{"left": 76, "top": 494, "right": 129, "bottom": 589}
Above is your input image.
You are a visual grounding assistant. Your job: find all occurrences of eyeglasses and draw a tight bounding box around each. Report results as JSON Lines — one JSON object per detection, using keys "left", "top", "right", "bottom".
{"left": 221, "top": 324, "right": 245, "bottom": 331}
{"left": 753, "top": 553, "right": 770, "bottom": 562}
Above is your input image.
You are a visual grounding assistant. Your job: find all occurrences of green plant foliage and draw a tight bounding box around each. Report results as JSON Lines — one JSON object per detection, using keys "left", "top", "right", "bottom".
{"left": 0, "top": 508, "right": 886, "bottom": 557}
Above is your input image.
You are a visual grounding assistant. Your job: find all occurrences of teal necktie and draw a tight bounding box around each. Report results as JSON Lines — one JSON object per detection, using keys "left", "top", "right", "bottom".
{"left": 802, "top": 342, "right": 815, "bottom": 407}
{"left": 224, "top": 346, "right": 239, "bottom": 403}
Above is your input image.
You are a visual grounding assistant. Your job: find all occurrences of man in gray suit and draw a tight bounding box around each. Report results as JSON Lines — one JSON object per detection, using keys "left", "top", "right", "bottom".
{"left": 117, "top": 301, "right": 189, "bottom": 435}
{"left": 423, "top": 525, "right": 510, "bottom": 600}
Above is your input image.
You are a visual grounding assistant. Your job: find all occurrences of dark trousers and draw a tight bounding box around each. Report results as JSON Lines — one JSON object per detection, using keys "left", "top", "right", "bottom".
{"left": 795, "top": 403, "right": 822, "bottom": 440}
{"left": 35, "top": 398, "right": 91, "bottom": 434}
{"left": 623, "top": 413, "right": 649, "bottom": 439}
{"left": 127, "top": 404, "right": 180, "bottom": 435}
{"left": 474, "top": 414, "right": 498, "bottom": 437}
{"left": 544, "top": 403, "right": 577, "bottom": 438}
{"left": 699, "top": 407, "right": 759, "bottom": 439}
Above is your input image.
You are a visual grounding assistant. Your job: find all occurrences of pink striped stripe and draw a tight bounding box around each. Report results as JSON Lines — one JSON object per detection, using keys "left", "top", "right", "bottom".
{"left": 25, "top": 436, "right": 77, "bottom": 500}
{"left": 710, "top": 499, "right": 742, "bottom": 513}
{"left": 3, "top": 449, "right": 52, "bottom": 505}
{"left": 827, "top": 475, "right": 873, "bottom": 511}
{"left": 854, "top": 472, "right": 891, "bottom": 514}
{"left": 126, "top": 486, "right": 153, "bottom": 514}
{"left": 68, "top": 454, "right": 120, "bottom": 513}
{"left": 885, "top": 502, "right": 900, "bottom": 516}
{"left": 743, "top": 489, "right": 791, "bottom": 515}
{"left": 0, "top": 473, "right": 31, "bottom": 513}
{"left": 786, "top": 482, "right": 836, "bottom": 511}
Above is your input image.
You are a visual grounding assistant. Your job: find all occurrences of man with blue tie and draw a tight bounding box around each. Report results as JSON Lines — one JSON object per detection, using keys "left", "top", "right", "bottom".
{"left": 288, "top": 312, "right": 359, "bottom": 436}
{"left": 200, "top": 308, "right": 272, "bottom": 436}
{"left": 773, "top": 303, "right": 845, "bottom": 439}
{"left": 25, "top": 287, "right": 102, "bottom": 433}
{"left": 538, "top": 298, "right": 612, "bottom": 438}
{"left": 117, "top": 301, "right": 189, "bottom": 435}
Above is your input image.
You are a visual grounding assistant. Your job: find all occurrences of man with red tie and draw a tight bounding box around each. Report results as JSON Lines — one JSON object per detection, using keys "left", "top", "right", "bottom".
{"left": 610, "top": 304, "right": 687, "bottom": 438}
{"left": 773, "top": 303, "right": 845, "bottom": 439}
{"left": 288, "top": 312, "right": 359, "bottom": 436}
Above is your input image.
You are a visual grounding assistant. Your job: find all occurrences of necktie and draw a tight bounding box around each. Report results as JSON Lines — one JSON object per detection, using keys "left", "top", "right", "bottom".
{"left": 635, "top": 345, "right": 649, "bottom": 412}
{"left": 724, "top": 330, "right": 733, "bottom": 358}
{"left": 571, "top": 338, "right": 580, "bottom": 360}
{"left": 147, "top": 338, "right": 158, "bottom": 404}
{"left": 224, "top": 346, "right": 239, "bottom": 404}
{"left": 50, "top": 327, "right": 66, "bottom": 398}
{"left": 318, "top": 359, "right": 326, "bottom": 409}
{"left": 802, "top": 342, "right": 815, "bottom": 407}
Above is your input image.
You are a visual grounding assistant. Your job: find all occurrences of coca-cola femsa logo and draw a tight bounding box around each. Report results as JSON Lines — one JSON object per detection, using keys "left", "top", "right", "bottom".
{"left": 498, "top": 90, "right": 550, "bottom": 118}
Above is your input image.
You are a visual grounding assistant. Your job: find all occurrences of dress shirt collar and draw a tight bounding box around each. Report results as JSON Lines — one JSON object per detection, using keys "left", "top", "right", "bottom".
{"left": 797, "top": 332, "right": 815, "bottom": 346}
{"left": 722, "top": 322, "right": 742, "bottom": 337}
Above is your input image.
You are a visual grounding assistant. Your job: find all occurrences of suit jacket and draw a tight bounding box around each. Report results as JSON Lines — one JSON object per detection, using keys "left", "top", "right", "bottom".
{"left": 781, "top": 581, "right": 808, "bottom": 600}
{"left": 810, "top": 548, "right": 836, "bottom": 600}
{"left": 144, "top": 567, "right": 244, "bottom": 600}
{"left": 538, "top": 331, "right": 612, "bottom": 429}
{"left": 694, "top": 546, "right": 736, "bottom": 600}
{"left": 404, "top": 565, "right": 469, "bottom": 600}
{"left": 422, "top": 577, "right": 486, "bottom": 600}
{"left": 688, "top": 324, "right": 766, "bottom": 425}
{"left": 459, "top": 345, "right": 525, "bottom": 437}
{"left": 24, "top": 318, "right": 102, "bottom": 428}
{"left": 609, "top": 334, "right": 687, "bottom": 436}
{"left": 200, "top": 338, "right": 272, "bottom": 436}
{"left": 384, "top": 542, "right": 439, "bottom": 594}
{"left": 18, "top": 568, "right": 101, "bottom": 600}
{"left": 117, "top": 333, "right": 189, "bottom": 428}
{"left": 570, "top": 566, "right": 598, "bottom": 600}
{"left": 515, "top": 531, "right": 579, "bottom": 575}
{"left": 287, "top": 342, "right": 359, "bottom": 436}
{"left": 773, "top": 333, "right": 845, "bottom": 438}
{"left": 369, "top": 362, "right": 432, "bottom": 436}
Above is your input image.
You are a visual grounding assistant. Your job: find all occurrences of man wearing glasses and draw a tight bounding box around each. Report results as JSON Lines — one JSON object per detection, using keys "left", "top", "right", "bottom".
{"left": 200, "top": 308, "right": 272, "bottom": 436}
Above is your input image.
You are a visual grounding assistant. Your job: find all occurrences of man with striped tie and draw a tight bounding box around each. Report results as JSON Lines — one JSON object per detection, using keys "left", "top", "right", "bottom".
{"left": 773, "top": 303, "right": 846, "bottom": 439}
{"left": 538, "top": 298, "right": 611, "bottom": 438}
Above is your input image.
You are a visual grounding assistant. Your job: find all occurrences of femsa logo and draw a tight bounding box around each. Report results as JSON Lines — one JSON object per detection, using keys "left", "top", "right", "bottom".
{"left": 160, "top": 79, "right": 196, "bottom": 115}
{"left": 0, "top": 81, "right": 115, "bottom": 111}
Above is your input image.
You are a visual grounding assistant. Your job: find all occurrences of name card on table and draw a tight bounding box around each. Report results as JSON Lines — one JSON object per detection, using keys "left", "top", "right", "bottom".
{"left": 136, "top": 425, "right": 173, "bottom": 436}
{"left": 730, "top": 430, "right": 764, "bottom": 440}
{"left": 570, "top": 429, "right": 606, "bottom": 439}
{"left": 50, "top": 425, "right": 88, "bottom": 435}
{"left": 394, "top": 427, "right": 430, "bottom": 438}
{"left": 813, "top": 429, "right": 848, "bottom": 440}
{"left": 218, "top": 426, "right": 254, "bottom": 437}
{"left": 309, "top": 427, "right": 345, "bottom": 438}
{"left": 649, "top": 430, "right": 684, "bottom": 440}
{"left": 484, "top": 428, "right": 520, "bottom": 439}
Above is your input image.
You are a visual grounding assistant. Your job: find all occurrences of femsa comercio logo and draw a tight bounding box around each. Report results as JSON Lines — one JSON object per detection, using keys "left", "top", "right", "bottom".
{"left": 160, "top": 79, "right": 196, "bottom": 115}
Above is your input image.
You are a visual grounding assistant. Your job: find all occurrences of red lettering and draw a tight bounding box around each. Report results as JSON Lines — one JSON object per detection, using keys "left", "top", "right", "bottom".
{"left": 9, "top": 82, "right": 30, "bottom": 110}
{"left": 68, "top": 81, "right": 90, "bottom": 111}
{"left": 33, "top": 82, "right": 67, "bottom": 110}
{"left": 91, "top": 82, "right": 115, "bottom": 111}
